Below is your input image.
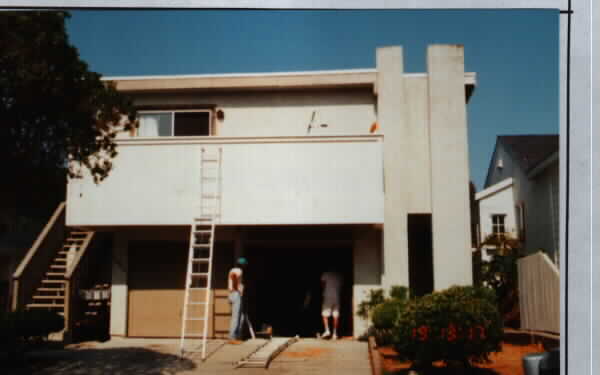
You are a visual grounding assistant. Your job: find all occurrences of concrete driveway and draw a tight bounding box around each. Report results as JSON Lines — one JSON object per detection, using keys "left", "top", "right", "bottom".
{"left": 13, "top": 338, "right": 371, "bottom": 375}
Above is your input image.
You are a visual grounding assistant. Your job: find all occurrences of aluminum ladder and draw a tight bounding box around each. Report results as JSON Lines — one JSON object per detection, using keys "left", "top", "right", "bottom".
{"left": 235, "top": 336, "right": 299, "bottom": 369}
{"left": 179, "top": 147, "right": 222, "bottom": 359}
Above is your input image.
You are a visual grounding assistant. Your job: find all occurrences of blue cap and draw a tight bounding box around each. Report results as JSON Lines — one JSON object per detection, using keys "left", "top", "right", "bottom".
{"left": 237, "top": 257, "right": 248, "bottom": 265}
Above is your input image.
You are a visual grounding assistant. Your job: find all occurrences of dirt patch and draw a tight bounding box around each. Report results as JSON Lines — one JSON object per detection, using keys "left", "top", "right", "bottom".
{"left": 281, "top": 347, "right": 333, "bottom": 358}
{"left": 379, "top": 341, "right": 546, "bottom": 375}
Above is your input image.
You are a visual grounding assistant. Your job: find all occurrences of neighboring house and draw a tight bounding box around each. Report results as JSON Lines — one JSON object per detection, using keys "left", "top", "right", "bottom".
{"left": 475, "top": 135, "right": 559, "bottom": 263}
{"left": 12, "top": 45, "right": 476, "bottom": 340}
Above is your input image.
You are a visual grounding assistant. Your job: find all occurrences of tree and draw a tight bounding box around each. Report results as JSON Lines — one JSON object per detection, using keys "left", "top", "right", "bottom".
{"left": 0, "top": 11, "right": 137, "bottom": 190}
{"left": 477, "top": 233, "right": 523, "bottom": 328}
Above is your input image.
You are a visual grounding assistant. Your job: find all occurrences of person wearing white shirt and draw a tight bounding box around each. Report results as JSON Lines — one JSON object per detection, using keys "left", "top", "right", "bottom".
{"left": 320, "top": 270, "right": 343, "bottom": 340}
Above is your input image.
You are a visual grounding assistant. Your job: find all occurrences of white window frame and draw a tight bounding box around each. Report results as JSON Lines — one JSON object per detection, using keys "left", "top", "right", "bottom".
{"left": 491, "top": 214, "right": 506, "bottom": 237}
{"left": 137, "top": 109, "right": 215, "bottom": 137}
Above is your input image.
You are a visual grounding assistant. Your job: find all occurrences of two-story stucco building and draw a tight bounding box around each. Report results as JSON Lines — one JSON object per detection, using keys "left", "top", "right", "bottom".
{"left": 12, "top": 45, "right": 476, "bottom": 340}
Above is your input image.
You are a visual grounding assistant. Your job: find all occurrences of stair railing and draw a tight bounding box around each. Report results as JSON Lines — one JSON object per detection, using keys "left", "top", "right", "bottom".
{"left": 11, "top": 202, "right": 66, "bottom": 311}
{"left": 64, "top": 231, "right": 95, "bottom": 338}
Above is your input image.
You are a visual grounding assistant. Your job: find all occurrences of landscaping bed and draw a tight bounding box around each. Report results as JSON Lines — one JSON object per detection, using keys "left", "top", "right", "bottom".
{"left": 374, "top": 331, "right": 558, "bottom": 375}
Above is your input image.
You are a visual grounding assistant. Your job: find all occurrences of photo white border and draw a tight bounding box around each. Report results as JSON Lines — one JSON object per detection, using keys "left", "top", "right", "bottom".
{"left": 0, "top": 1, "right": 593, "bottom": 374}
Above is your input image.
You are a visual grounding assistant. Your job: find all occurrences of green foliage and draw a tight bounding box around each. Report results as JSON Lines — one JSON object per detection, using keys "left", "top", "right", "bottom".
{"left": 357, "top": 285, "right": 410, "bottom": 346}
{"left": 357, "top": 288, "right": 385, "bottom": 320}
{"left": 371, "top": 298, "right": 408, "bottom": 346}
{"left": 390, "top": 286, "right": 503, "bottom": 367}
{"left": 0, "top": 11, "right": 137, "bottom": 185}
{"left": 477, "top": 233, "right": 523, "bottom": 327}
{"left": 0, "top": 310, "right": 64, "bottom": 356}
{"left": 389, "top": 285, "right": 410, "bottom": 300}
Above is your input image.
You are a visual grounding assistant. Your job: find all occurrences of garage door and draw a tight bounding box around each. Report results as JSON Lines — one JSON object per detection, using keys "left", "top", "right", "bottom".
{"left": 128, "top": 242, "right": 187, "bottom": 337}
{"left": 128, "top": 241, "right": 234, "bottom": 338}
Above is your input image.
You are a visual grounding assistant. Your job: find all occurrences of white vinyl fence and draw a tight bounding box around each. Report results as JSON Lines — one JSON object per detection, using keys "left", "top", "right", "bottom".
{"left": 517, "top": 251, "right": 560, "bottom": 334}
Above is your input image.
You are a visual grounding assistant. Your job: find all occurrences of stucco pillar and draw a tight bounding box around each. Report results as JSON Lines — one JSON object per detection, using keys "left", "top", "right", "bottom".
{"left": 426, "top": 45, "right": 473, "bottom": 289}
{"left": 110, "top": 232, "right": 129, "bottom": 337}
{"left": 377, "top": 47, "right": 410, "bottom": 290}
{"left": 352, "top": 226, "right": 382, "bottom": 337}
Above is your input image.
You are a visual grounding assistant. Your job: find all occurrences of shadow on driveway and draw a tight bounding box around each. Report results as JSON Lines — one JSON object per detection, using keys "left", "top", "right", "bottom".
{"left": 7, "top": 347, "right": 196, "bottom": 375}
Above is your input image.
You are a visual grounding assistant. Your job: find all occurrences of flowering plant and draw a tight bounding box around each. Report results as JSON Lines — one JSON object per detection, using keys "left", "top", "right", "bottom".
{"left": 391, "top": 286, "right": 503, "bottom": 366}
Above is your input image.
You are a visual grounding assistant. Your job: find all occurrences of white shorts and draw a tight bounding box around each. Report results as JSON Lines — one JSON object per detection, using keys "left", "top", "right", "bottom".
{"left": 322, "top": 296, "right": 340, "bottom": 318}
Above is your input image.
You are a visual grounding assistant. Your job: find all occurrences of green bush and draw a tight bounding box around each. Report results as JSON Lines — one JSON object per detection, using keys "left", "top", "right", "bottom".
{"left": 372, "top": 298, "right": 407, "bottom": 346}
{"left": 0, "top": 310, "right": 64, "bottom": 357}
{"left": 373, "top": 298, "right": 406, "bottom": 330}
{"left": 357, "top": 288, "right": 385, "bottom": 320}
{"left": 389, "top": 285, "right": 410, "bottom": 301}
{"left": 391, "top": 286, "right": 503, "bottom": 367}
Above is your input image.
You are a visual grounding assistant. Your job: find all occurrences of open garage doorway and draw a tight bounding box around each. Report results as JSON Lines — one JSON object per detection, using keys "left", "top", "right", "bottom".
{"left": 244, "top": 244, "right": 353, "bottom": 338}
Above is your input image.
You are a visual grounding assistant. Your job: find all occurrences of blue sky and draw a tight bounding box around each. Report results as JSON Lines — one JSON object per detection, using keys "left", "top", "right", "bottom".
{"left": 66, "top": 9, "right": 559, "bottom": 190}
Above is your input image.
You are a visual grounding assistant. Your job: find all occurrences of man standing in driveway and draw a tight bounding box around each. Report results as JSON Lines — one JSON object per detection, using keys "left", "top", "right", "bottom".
{"left": 228, "top": 257, "right": 247, "bottom": 342}
{"left": 320, "top": 269, "right": 343, "bottom": 340}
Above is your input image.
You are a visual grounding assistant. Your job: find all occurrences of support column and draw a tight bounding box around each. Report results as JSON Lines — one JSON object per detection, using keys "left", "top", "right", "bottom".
{"left": 427, "top": 45, "right": 473, "bottom": 289}
{"left": 377, "top": 46, "right": 410, "bottom": 290}
{"left": 110, "top": 232, "right": 129, "bottom": 337}
{"left": 352, "top": 226, "right": 382, "bottom": 337}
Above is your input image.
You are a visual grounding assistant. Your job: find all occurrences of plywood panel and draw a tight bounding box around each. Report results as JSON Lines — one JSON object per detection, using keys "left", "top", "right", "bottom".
{"left": 127, "top": 240, "right": 233, "bottom": 338}
{"left": 128, "top": 242, "right": 187, "bottom": 337}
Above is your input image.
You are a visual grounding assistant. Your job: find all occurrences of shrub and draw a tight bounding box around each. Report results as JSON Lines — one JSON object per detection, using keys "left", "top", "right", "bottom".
{"left": 372, "top": 298, "right": 408, "bottom": 346}
{"left": 390, "top": 285, "right": 503, "bottom": 367}
{"left": 389, "top": 285, "right": 410, "bottom": 301}
{"left": 357, "top": 288, "right": 385, "bottom": 320}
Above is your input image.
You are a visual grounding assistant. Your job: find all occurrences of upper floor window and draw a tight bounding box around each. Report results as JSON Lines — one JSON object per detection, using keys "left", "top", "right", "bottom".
{"left": 138, "top": 110, "right": 214, "bottom": 137}
{"left": 491, "top": 214, "right": 506, "bottom": 237}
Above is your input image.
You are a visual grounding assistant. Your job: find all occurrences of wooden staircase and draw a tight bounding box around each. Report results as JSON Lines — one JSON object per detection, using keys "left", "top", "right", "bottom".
{"left": 24, "top": 231, "right": 94, "bottom": 315}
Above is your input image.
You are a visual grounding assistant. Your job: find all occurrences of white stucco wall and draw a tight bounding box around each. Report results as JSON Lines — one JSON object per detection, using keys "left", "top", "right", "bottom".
{"left": 110, "top": 232, "right": 128, "bottom": 337}
{"left": 352, "top": 226, "right": 382, "bottom": 336}
{"left": 427, "top": 45, "right": 473, "bottom": 289}
{"left": 67, "top": 137, "right": 384, "bottom": 226}
{"left": 121, "top": 89, "right": 377, "bottom": 138}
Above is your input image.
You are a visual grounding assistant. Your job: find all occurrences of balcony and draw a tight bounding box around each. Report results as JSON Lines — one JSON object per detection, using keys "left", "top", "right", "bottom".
{"left": 66, "top": 135, "right": 384, "bottom": 226}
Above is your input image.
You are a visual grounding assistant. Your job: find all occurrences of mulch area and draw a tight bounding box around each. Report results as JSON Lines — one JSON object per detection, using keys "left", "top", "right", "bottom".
{"left": 378, "top": 331, "right": 557, "bottom": 375}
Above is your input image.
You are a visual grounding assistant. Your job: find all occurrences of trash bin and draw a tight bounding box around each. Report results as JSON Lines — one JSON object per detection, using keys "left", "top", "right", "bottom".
{"left": 539, "top": 347, "right": 560, "bottom": 375}
{"left": 522, "top": 352, "right": 545, "bottom": 375}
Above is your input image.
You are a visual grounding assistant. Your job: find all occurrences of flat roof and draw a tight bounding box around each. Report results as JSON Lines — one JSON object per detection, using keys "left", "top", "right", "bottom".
{"left": 103, "top": 69, "right": 477, "bottom": 96}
